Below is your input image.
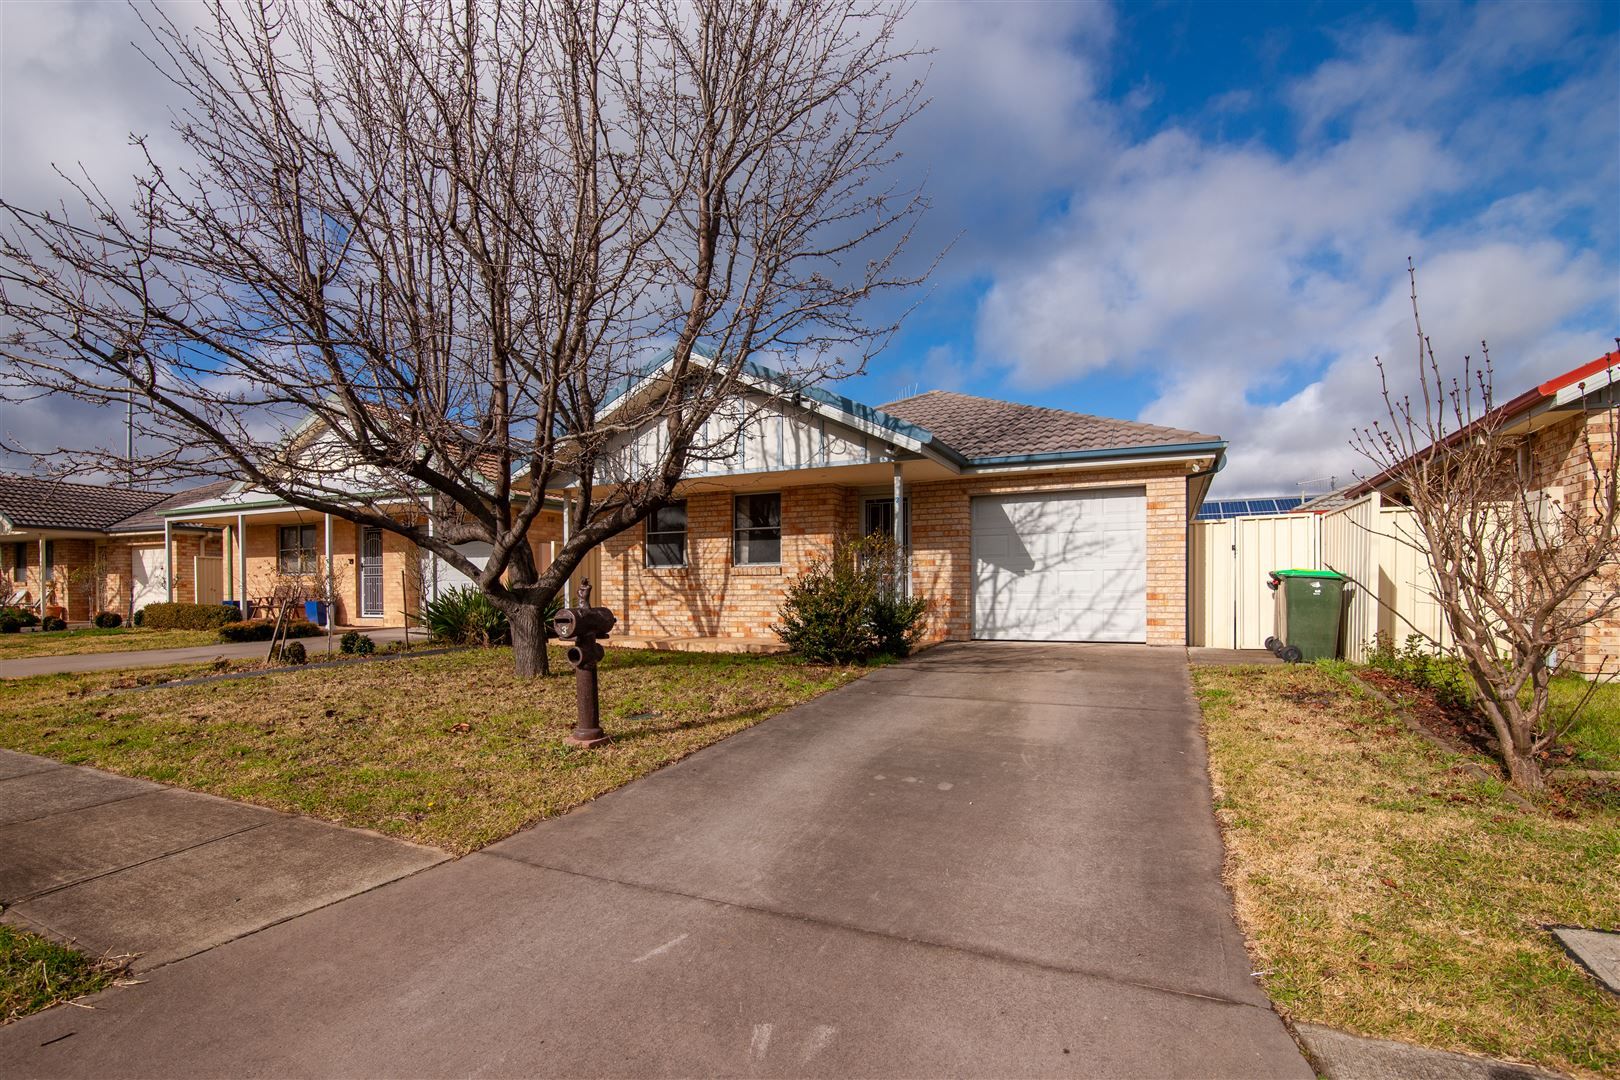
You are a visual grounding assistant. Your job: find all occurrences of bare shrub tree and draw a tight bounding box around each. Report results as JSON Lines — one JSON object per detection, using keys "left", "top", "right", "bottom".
{"left": 1355, "top": 264, "right": 1620, "bottom": 790}
{"left": 0, "top": 0, "right": 929, "bottom": 676}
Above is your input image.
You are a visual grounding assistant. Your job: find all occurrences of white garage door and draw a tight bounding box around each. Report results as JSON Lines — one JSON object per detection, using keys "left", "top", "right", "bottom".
{"left": 429, "top": 541, "right": 492, "bottom": 600}
{"left": 131, "top": 547, "right": 167, "bottom": 613}
{"left": 972, "top": 488, "right": 1148, "bottom": 642}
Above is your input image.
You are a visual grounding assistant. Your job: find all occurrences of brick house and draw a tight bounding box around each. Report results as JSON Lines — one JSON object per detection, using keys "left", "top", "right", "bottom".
{"left": 582, "top": 362, "right": 1226, "bottom": 648}
{"left": 148, "top": 361, "right": 1225, "bottom": 645}
{"left": 0, "top": 476, "right": 229, "bottom": 621}
{"left": 1348, "top": 351, "right": 1619, "bottom": 677}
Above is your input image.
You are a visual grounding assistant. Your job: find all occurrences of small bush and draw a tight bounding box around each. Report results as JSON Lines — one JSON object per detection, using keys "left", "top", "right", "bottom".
{"left": 340, "top": 630, "right": 376, "bottom": 655}
{"left": 139, "top": 602, "right": 243, "bottom": 631}
{"left": 131, "top": 607, "right": 145, "bottom": 627}
{"left": 217, "top": 619, "right": 325, "bottom": 643}
{"left": 775, "top": 533, "right": 929, "bottom": 664}
{"left": 1365, "top": 631, "right": 1472, "bottom": 709}
{"left": 93, "top": 611, "right": 123, "bottom": 629}
{"left": 275, "top": 641, "right": 307, "bottom": 665}
{"left": 41, "top": 616, "right": 67, "bottom": 632}
{"left": 417, "top": 586, "right": 510, "bottom": 646}
{"left": 0, "top": 616, "right": 19, "bottom": 634}
{"left": 0, "top": 605, "right": 37, "bottom": 628}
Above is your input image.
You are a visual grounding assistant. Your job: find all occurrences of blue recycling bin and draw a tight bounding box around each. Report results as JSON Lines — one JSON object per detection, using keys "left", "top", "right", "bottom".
{"left": 221, "top": 600, "right": 241, "bottom": 614}
{"left": 304, "top": 600, "right": 328, "bottom": 627}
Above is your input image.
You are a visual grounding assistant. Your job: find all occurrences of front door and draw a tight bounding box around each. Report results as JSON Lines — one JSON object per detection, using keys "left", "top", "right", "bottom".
{"left": 360, "top": 528, "right": 384, "bottom": 618}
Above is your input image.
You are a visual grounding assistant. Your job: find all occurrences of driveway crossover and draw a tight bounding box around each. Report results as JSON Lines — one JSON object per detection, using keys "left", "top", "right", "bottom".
{"left": 0, "top": 642, "right": 1309, "bottom": 1078}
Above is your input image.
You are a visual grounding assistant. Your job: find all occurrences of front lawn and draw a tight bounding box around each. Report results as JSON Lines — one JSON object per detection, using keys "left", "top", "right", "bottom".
{"left": 1194, "top": 663, "right": 1619, "bottom": 1078}
{"left": 1, "top": 925, "right": 124, "bottom": 1024}
{"left": 1550, "top": 674, "right": 1620, "bottom": 771}
{"left": 0, "top": 647, "right": 861, "bottom": 854}
{"left": 0, "top": 626, "right": 221, "bottom": 660}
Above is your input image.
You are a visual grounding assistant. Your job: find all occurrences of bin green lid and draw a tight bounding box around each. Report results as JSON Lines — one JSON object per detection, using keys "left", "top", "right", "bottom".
{"left": 1270, "top": 568, "right": 1344, "bottom": 579}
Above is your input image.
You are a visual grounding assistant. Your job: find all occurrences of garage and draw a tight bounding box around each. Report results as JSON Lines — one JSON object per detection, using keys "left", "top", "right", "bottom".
{"left": 971, "top": 488, "right": 1147, "bottom": 642}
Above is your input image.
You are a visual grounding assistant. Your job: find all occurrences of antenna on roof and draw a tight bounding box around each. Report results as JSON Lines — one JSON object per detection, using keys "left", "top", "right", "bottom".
{"left": 898, "top": 381, "right": 920, "bottom": 399}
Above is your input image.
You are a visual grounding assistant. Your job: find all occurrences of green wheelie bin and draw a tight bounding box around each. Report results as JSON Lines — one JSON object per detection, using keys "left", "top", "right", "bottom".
{"left": 1264, "top": 569, "right": 1347, "bottom": 662}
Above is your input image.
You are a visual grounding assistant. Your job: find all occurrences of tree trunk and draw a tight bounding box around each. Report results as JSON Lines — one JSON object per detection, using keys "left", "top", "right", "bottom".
{"left": 1503, "top": 747, "right": 1545, "bottom": 792}
{"left": 510, "top": 602, "right": 550, "bottom": 678}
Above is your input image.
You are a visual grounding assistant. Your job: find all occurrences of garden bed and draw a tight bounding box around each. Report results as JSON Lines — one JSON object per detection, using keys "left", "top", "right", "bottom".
{"left": 0, "top": 647, "right": 863, "bottom": 854}
{"left": 1193, "top": 662, "right": 1619, "bottom": 1077}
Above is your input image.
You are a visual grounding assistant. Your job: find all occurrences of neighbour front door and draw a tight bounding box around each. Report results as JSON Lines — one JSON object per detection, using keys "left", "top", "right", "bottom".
{"left": 360, "top": 528, "right": 384, "bottom": 618}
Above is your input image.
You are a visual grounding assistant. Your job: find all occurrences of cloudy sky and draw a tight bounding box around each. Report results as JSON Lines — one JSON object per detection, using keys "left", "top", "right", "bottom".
{"left": 1, "top": 1, "right": 1616, "bottom": 494}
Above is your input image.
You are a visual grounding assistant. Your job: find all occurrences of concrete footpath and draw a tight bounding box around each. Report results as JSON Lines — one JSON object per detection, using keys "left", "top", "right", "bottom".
{"left": 0, "top": 643, "right": 1310, "bottom": 1078}
{"left": 0, "top": 749, "right": 445, "bottom": 971}
{"left": 0, "top": 627, "right": 414, "bottom": 679}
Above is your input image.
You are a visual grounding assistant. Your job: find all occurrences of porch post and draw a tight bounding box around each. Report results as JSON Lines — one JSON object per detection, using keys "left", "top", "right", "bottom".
{"left": 324, "top": 513, "right": 335, "bottom": 651}
{"left": 561, "top": 492, "right": 573, "bottom": 607}
{"left": 224, "top": 526, "right": 233, "bottom": 601}
{"left": 163, "top": 519, "right": 174, "bottom": 602}
{"left": 892, "top": 461, "right": 907, "bottom": 597}
{"left": 237, "top": 513, "right": 248, "bottom": 615}
{"left": 427, "top": 517, "right": 438, "bottom": 602}
{"left": 38, "top": 537, "right": 46, "bottom": 617}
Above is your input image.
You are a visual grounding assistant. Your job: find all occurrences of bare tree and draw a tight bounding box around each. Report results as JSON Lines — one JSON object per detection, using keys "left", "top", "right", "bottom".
{"left": 1354, "top": 263, "right": 1620, "bottom": 790}
{"left": 0, "top": 0, "right": 929, "bottom": 676}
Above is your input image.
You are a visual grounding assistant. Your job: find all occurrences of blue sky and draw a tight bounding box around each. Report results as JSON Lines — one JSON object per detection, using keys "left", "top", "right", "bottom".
{"left": 1, "top": 1, "right": 1616, "bottom": 494}
{"left": 831, "top": 0, "right": 1619, "bottom": 493}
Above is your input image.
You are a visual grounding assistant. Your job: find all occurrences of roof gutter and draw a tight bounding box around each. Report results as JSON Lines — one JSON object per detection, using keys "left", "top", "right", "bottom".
{"left": 962, "top": 439, "right": 1228, "bottom": 470}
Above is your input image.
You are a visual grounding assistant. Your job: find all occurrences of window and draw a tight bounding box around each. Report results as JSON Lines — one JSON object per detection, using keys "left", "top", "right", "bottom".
{"left": 862, "top": 497, "right": 910, "bottom": 547}
{"left": 278, "top": 525, "right": 318, "bottom": 574}
{"left": 733, "top": 493, "right": 781, "bottom": 565}
{"left": 42, "top": 540, "right": 54, "bottom": 581}
{"left": 646, "top": 501, "right": 688, "bottom": 568}
{"left": 9, "top": 542, "right": 24, "bottom": 583}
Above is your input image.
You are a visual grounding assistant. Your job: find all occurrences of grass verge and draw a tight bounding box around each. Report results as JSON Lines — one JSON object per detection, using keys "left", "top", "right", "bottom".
{"left": 1, "top": 925, "right": 124, "bottom": 1024}
{"left": 1551, "top": 674, "right": 1620, "bottom": 771}
{"left": 0, "top": 626, "right": 220, "bottom": 660}
{"left": 1193, "top": 662, "right": 1619, "bottom": 1078}
{"left": 0, "top": 646, "right": 862, "bottom": 854}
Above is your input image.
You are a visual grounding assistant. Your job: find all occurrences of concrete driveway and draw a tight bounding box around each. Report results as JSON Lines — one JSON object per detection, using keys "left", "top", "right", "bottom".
{"left": 1, "top": 642, "right": 1309, "bottom": 1078}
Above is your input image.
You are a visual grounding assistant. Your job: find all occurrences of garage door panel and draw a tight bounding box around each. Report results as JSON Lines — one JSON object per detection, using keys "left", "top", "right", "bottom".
{"left": 972, "top": 489, "right": 1147, "bottom": 643}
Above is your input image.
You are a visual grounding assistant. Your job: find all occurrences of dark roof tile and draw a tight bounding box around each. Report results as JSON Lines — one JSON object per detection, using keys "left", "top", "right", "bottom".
{"left": 877, "top": 390, "right": 1221, "bottom": 460}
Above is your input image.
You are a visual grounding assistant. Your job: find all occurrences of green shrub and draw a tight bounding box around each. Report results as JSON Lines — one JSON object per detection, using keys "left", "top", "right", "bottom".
{"left": 340, "top": 630, "right": 376, "bottom": 655}
{"left": 41, "top": 616, "right": 67, "bottom": 632}
{"left": 0, "top": 616, "right": 19, "bottom": 634}
{"left": 775, "top": 533, "right": 929, "bottom": 664}
{"left": 417, "top": 586, "right": 510, "bottom": 646}
{"left": 275, "top": 641, "right": 307, "bottom": 665}
{"left": 217, "top": 619, "right": 325, "bottom": 643}
{"left": 1365, "top": 631, "right": 1472, "bottom": 709}
{"left": 0, "top": 606, "right": 36, "bottom": 628}
{"left": 93, "top": 611, "right": 123, "bottom": 629}
{"left": 131, "top": 607, "right": 145, "bottom": 627}
{"left": 139, "top": 602, "right": 243, "bottom": 630}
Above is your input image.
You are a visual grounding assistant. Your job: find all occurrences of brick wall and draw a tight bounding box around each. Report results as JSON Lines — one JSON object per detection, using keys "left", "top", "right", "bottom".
{"left": 596, "top": 463, "right": 1195, "bottom": 645}
{"left": 1527, "top": 408, "right": 1620, "bottom": 677}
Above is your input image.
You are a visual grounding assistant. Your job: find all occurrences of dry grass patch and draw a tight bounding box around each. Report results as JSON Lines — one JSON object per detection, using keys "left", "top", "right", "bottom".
{"left": 1193, "top": 663, "right": 1620, "bottom": 1078}
{"left": 0, "top": 626, "right": 220, "bottom": 660}
{"left": 1, "top": 925, "right": 126, "bottom": 1023}
{"left": 0, "top": 647, "right": 861, "bottom": 854}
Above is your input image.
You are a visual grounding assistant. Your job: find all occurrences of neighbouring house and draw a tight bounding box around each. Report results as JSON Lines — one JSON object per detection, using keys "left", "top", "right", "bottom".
{"left": 0, "top": 475, "right": 230, "bottom": 621}
{"left": 1344, "top": 350, "right": 1620, "bottom": 677}
{"left": 150, "top": 358, "right": 1226, "bottom": 646}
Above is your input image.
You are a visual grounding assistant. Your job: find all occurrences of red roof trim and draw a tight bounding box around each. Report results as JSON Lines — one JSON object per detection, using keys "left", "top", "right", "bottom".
{"left": 1539, "top": 350, "right": 1619, "bottom": 397}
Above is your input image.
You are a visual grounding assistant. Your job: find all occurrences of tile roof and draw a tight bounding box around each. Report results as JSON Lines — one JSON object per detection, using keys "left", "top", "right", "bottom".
{"left": 877, "top": 390, "right": 1222, "bottom": 461}
{"left": 0, "top": 475, "right": 228, "bottom": 534}
{"left": 106, "top": 479, "right": 235, "bottom": 532}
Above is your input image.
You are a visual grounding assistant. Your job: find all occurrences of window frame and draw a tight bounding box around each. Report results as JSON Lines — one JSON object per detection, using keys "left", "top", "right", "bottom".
{"left": 645, "top": 500, "right": 689, "bottom": 569}
{"left": 42, "top": 540, "right": 54, "bottom": 581}
{"left": 277, "top": 524, "right": 318, "bottom": 575}
{"left": 732, "top": 492, "right": 783, "bottom": 566}
{"left": 10, "top": 542, "right": 25, "bottom": 583}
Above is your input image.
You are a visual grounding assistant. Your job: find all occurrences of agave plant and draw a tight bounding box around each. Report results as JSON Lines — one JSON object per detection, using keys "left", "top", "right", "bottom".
{"left": 416, "top": 587, "right": 511, "bottom": 647}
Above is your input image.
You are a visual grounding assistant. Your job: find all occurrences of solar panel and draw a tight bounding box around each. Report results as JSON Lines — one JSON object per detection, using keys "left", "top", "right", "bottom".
{"left": 1194, "top": 496, "right": 1309, "bottom": 521}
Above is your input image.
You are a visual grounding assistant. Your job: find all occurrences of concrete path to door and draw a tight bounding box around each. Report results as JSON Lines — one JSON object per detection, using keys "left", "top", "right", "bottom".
{"left": 0, "top": 626, "right": 414, "bottom": 680}
{"left": 0, "top": 642, "right": 1310, "bottom": 1079}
